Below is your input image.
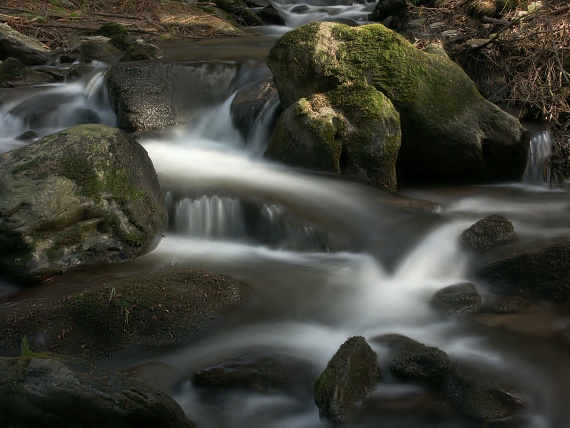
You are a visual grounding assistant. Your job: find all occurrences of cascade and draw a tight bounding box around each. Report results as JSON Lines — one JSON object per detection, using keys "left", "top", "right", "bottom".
{"left": 522, "top": 131, "right": 552, "bottom": 186}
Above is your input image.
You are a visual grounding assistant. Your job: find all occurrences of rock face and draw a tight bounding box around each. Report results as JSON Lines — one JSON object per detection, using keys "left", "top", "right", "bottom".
{"left": 0, "top": 269, "right": 244, "bottom": 359}
{"left": 476, "top": 237, "right": 570, "bottom": 301}
{"left": 266, "top": 82, "right": 401, "bottom": 190}
{"left": 0, "top": 353, "right": 196, "bottom": 428}
{"left": 461, "top": 214, "right": 516, "bottom": 252}
{"left": 0, "top": 23, "right": 50, "bottom": 65}
{"left": 107, "top": 61, "right": 239, "bottom": 133}
{"left": 314, "top": 336, "right": 380, "bottom": 423}
{"left": 266, "top": 22, "right": 528, "bottom": 184}
{"left": 430, "top": 282, "right": 482, "bottom": 314}
{"left": 0, "top": 124, "right": 167, "bottom": 283}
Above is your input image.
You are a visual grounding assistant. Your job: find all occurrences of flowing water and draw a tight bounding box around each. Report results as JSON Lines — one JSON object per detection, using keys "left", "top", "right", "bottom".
{"left": 1, "top": 5, "right": 570, "bottom": 427}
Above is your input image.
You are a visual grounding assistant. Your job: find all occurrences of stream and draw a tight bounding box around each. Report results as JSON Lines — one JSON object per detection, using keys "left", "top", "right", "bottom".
{"left": 1, "top": 2, "right": 570, "bottom": 427}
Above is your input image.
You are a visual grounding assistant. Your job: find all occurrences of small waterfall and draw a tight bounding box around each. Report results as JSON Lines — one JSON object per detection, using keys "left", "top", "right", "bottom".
{"left": 522, "top": 131, "right": 552, "bottom": 186}
{"left": 173, "top": 196, "right": 246, "bottom": 239}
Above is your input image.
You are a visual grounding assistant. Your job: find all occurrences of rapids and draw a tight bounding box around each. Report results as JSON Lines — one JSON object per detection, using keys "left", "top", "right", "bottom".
{"left": 1, "top": 4, "right": 569, "bottom": 427}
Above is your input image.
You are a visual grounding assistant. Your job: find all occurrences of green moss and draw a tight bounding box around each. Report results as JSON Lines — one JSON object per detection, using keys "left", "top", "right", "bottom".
{"left": 10, "top": 157, "right": 43, "bottom": 175}
{"left": 60, "top": 155, "right": 102, "bottom": 199}
{"left": 94, "top": 22, "right": 128, "bottom": 38}
{"left": 20, "top": 336, "right": 33, "bottom": 357}
{"left": 0, "top": 57, "right": 26, "bottom": 83}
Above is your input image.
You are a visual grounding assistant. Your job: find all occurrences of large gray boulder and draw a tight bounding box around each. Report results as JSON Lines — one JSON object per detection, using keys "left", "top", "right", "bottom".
{"left": 314, "top": 336, "right": 380, "bottom": 422}
{"left": 0, "top": 124, "right": 167, "bottom": 283}
{"left": 476, "top": 237, "right": 570, "bottom": 301}
{"left": 0, "top": 23, "right": 50, "bottom": 65}
{"left": 0, "top": 351, "right": 195, "bottom": 428}
{"left": 266, "top": 82, "right": 401, "bottom": 190}
{"left": 106, "top": 61, "right": 239, "bottom": 133}
{"left": 266, "top": 22, "right": 528, "bottom": 184}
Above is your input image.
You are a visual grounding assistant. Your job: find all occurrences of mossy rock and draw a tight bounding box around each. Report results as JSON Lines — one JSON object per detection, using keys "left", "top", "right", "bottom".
{"left": 0, "top": 124, "right": 167, "bottom": 283}
{"left": 94, "top": 22, "right": 128, "bottom": 38}
{"left": 266, "top": 82, "right": 401, "bottom": 190}
{"left": 266, "top": 22, "right": 528, "bottom": 184}
{"left": 314, "top": 336, "right": 380, "bottom": 422}
{"left": 0, "top": 57, "right": 55, "bottom": 86}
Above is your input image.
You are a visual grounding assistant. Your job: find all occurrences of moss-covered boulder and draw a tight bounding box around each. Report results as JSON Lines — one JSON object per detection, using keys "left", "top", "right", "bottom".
{"left": 0, "top": 351, "right": 196, "bottom": 427}
{"left": 266, "top": 22, "right": 528, "bottom": 184}
{"left": 266, "top": 82, "right": 401, "bottom": 189}
{"left": 0, "top": 269, "right": 244, "bottom": 359}
{"left": 314, "top": 336, "right": 380, "bottom": 423}
{"left": 0, "top": 124, "right": 167, "bottom": 283}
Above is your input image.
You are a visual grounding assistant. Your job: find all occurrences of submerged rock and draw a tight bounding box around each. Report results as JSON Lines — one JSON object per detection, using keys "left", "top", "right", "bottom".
{"left": 193, "top": 351, "right": 317, "bottom": 394}
{"left": 0, "top": 352, "right": 196, "bottom": 428}
{"left": 476, "top": 237, "right": 570, "bottom": 301}
{"left": 0, "top": 124, "right": 167, "bottom": 283}
{"left": 314, "top": 336, "right": 380, "bottom": 422}
{"left": 266, "top": 82, "right": 401, "bottom": 190}
{"left": 461, "top": 214, "right": 516, "bottom": 253}
{"left": 266, "top": 22, "right": 528, "bottom": 184}
{"left": 0, "top": 269, "right": 244, "bottom": 359}
{"left": 0, "top": 23, "right": 50, "bottom": 65}
{"left": 430, "top": 282, "right": 482, "bottom": 314}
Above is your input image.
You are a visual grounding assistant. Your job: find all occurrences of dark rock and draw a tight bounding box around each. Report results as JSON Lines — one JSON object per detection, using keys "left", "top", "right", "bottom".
{"left": 230, "top": 76, "right": 279, "bottom": 140}
{"left": 291, "top": 5, "right": 310, "bottom": 13}
{"left": 444, "top": 362, "right": 525, "bottom": 423}
{"left": 123, "top": 362, "right": 183, "bottom": 394}
{"left": 65, "top": 62, "right": 93, "bottom": 81}
{"left": 58, "top": 54, "right": 77, "bottom": 64}
{"left": 368, "top": 0, "right": 409, "bottom": 30}
{"left": 431, "top": 283, "right": 482, "bottom": 314}
{"left": 0, "top": 23, "right": 50, "bottom": 65}
{"left": 94, "top": 22, "right": 128, "bottom": 38}
{"left": 107, "top": 61, "right": 239, "bottom": 133}
{"left": 79, "top": 37, "right": 122, "bottom": 63}
{"left": 476, "top": 237, "right": 570, "bottom": 301}
{"left": 122, "top": 41, "right": 163, "bottom": 62}
{"left": 15, "top": 130, "right": 38, "bottom": 141}
{"left": 0, "top": 124, "right": 167, "bottom": 283}
{"left": 0, "top": 269, "right": 244, "bottom": 359}
{"left": 256, "top": 5, "right": 286, "bottom": 25}
{"left": 193, "top": 351, "right": 317, "bottom": 394}
{"left": 481, "top": 296, "right": 528, "bottom": 314}
{"left": 374, "top": 334, "right": 450, "bottom": 386}
{"left": 0, "top": 353, "right": 196, "bottom": 428}
{"left": 314, "top": 336, "right": 380, "bottom": 422}
{"left": 0, "top": 57, "right": 55, "bottom": 87}
{"left": 461, "top": 214, "right": 516, "bottom": 253}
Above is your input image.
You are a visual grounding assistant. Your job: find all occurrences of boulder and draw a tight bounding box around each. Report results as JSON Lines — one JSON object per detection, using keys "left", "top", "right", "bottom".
{"left": 121, "top": 41, "right": 163, "bottom": 62}
{"left": 0, "top": 269, "right": 244, "bottom": 359}
{"left": 79, "top": 37, "right": 122, "bottom": 63}
{"left": 314, "top": 336, "right": 380, "bottom": 422}
{"left": 0, "top": 23, "right": 50, "bottom": 65}
{"left": 476, "top": 237, "right": 570, "bottom": 301}
{"left": 0, "top": 124, "right": 167, "bottom": 283}
{"left": 193, "top": 351, "right": 317, "bottom": 394}
{"left": 430, "top": 282, "right": 482, "bottom": 314}
{"left": 265, "top": 82, "right": 401, "bottom": 190}
{"left": 460, "top": 214, "right": 516, "bottom": 252}
{"left": 106, "top": 61, "right": 239, "bottom": 133}
{"left": 266, "top": 22, "right": 528, "bottom": 184}
{"left": 374, "top": 334, "right": 450, "bottom": 386}
{"left": 0, "top": 352, "right": 196, "bottom": 428}
{"left": 368, "top": 0, "right": 409, "bottom": 30}
{"left": 0, "top": 57, "right": 56, "bottom": 87}
{"left": 256, "top": 5, "right": 287, "bottom": 26}
{"left": 444, "top": 362, "right": 525, "bottom": 423}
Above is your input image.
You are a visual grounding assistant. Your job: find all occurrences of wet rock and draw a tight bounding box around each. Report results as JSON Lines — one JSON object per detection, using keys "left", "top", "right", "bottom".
{"left": 368, "top": 0, "right": 409, "bottom": 30}
{"left": 79, "top": 37, "right": 122, "bottom": 63}
{"left": 0, "top": 57, "right": 56, "bottom": 87}
{"left": 266, "top": 82, "right": 401, "bottom": 190}
{"left": 256, "top": 5, "right": 286, "bottom": 25}
{"left": 476, "top": 237, "right": 570, "bottom": 301}
{"left": 107, "top": 61, "right": 239, "bottom": 133}
{"left": 431, "top": 282, "right": 482, "bottom": 314}
{"left": 0, "top": 269, "right": 244, "bottom": 359}
{"left": 0, "top": 23, "right": 50, "bottom": 65}
{"left": 481, "top": 296, "right": 528, "bottom": 314}
{"left": 0, "top": 124, "right": 167, "bottom": 283}
{"left": 291, "top": 5, "right": 310, "bottom": 13}
{"left": 266, "top": 22, "right": 528, "bottom": 184}
{"left": 15, "top": 130, "right": 38, "bottom": 142}
{"left": 122, "top": 41, "right": 163, "bottom": 62}
{"left": 123, "top": 362, "right": 183, "bottom": 394}
{"left": 230, "top": 76, "right": 279, "bottom": 140}
{"left": 444, "top": 362, "right": 525, "bottom": 423}
{"left": 461, "top": 214, "right": 516, "bottom": 253}
{"left": 375, "top": 334, "right": 450, "bottom": 385}
{"left": 94, "top": 22, "right": 128, "bottom": 39}
{"left": 193, "top": 351, "right": 317, "bottom": 394}
{"left": 314, "top": 336, "right": 380, "bottom": 423}
{"left": 0, "top": 352, "right": 196, "bottom": 428}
